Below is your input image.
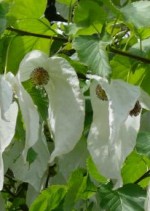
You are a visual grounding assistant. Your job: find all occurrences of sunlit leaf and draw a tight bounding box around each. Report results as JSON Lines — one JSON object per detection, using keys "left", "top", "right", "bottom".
{"left": 87, "top": 157, "right": 108, "bottom": 184}
{"left": 30, "top": 185, "right": 67, "bottom": 211}
{"left": 122, "top": 151, "right": 150, "bottom": 186}
{"left": 7, "top": 0, "right": 47, "bottom": 23}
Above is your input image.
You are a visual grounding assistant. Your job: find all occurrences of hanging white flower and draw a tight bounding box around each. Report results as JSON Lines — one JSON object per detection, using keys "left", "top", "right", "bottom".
{"left": 0, "top": 71, "right": 40, "bottom": 189}
{"left": 87, "top": 75, "right": 150, "bottom": 188}
{"left": 4, "top": 123, "right": 50, "bottom": 192}
{"left": 5, "top": 72, "right": 40, "bottom": 160}
{"left": 0, "top": 102, "right": 18, "bottom": 190}
{"left": 0, "top": 75, "right": 18, "bottom": 190}
{"left": 17, "top": 50, "right": 85, "bottom": 162}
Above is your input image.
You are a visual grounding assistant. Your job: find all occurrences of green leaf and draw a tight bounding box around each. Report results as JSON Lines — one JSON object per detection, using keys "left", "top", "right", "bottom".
{"left": 26, "top": 147, "right": 37, "bottom": 165}
{"left": 121, "top": 1, "right": 150, "bottom": 28}
{"left": 111, "top": 55, "right": 147, "bottom": 85}
{"left": 23, "top": 80, "right": 49, "bottom": 120}
{"left": 74, "top": 0, "right": 106, "bottom": 27}
{"left": 63, "top": 168, "right": 86, "bottom": 211}
{"left": 122, "top": 151, "right": 150, "bottom": 186}
{"left": 136, "top": 131, "right": 150, "bottom": 159}
{"left": 111, "top": 55, "right": 131, "bottom": 81}
{"left": 103, "top": 0, "right": 121, "bottom": 16}
{"left": 77, "top": 175, "right": 96, "bottom": 200}
{"left": 73, "top": 35, "right": 111, "bottom": 77}
{"left": 87, "top": 157, "right": 108, "bottom": 184}
{"left": 99, "top": 183, "right": 146, "bottom": 211}
{"left": 14, "top": 110, "right": 25, "bottom": 141}
{"left": 63, "top": 168, "right": 96, "bottom": 210}
{"left": 0, "top": 194, "right": 5, "bottom": 211}
{"left": 12, "top": 18, "right": 56, "bottom": 35}
{"left": 29, "top": 185, "right": 67, "bottom": 211}
{"left": 0, "top": 1, "right": 8, "bottom": 33}
{"left": 128, "top": 39, "right": 150, "bottom": 92}
{"left": 7, "top": 0, "right": 47, "bottom": 23}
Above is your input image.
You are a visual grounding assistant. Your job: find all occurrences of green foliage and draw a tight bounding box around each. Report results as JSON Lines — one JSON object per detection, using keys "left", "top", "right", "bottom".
{"left": 73, "top": 35, "right": 111, "bottom": 76}
{"left": 87, "top": 157, "right": 108, "bottom": 184}
{"left": 7, "top": 0, "right": 47, "bottom": 22}
{"left": 0, "top": 1, "right": 8, "bottom": 33}
{"left": 74, "top": 0, "right": 106, "bottom": 27}
{"left": 26, "top": 147, "right": 38, "bottom": 165}
{"left": 122, "top": 151, "right": 150, "bottom": 186}
{"left": 121, "top": 1, "right": 150, "bottom": 28}
{"left": 30, "top": 185, "right": 67, "bottom": 211}
{"left": 99, "top": 183, "right": 146, "bottom": 211}
{"left": 23, "top": 80, "right": 49, "bottom": 120}
{"left": 30, "top": 169, "right": 97, "bottom": 211}
{"left": 63, "top": 168, "right": 96, "bottom": 210}
{"left": 136, "top": 131, "right": 150, "bottom": 159}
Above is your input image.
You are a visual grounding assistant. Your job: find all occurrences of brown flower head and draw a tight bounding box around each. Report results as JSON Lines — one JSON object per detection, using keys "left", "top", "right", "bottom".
{"left": 96, "top": 84, "right": 108, "bottom": 101}
{"left": 30, "top": 67, "right": 49, "bottom": 85}
{"left": 129, "top": 101, "right": 141, "bottom": 116}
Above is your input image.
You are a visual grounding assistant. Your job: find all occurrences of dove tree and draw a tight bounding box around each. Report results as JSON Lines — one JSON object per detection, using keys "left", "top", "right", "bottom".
{"left": 1, "top": 0, "right": 150, "bottom": 210}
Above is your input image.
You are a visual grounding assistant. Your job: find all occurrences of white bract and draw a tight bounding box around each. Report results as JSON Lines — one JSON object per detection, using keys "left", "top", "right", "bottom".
{"left": 6, "top": 124, "right": 50, "bottom": 192}
{"left": 0, "top": 102, "right": 18, "bottom": 190}
{"left": 0, "top": 75, "right": 18, "bottom": 190}
{"left": 18, "top": 50, "right": 85, "bottom": 162}
{"left": 145, "top": 185, "right": 150, "bottom": 211}
{"left": 0, "top": 72, "right": 39, "bottom": 190}
{"left": 6, "top": 72, "right": 40, "bottom": 160}
{"left": 87, "top": 75, "right": 150, "bottom": 188}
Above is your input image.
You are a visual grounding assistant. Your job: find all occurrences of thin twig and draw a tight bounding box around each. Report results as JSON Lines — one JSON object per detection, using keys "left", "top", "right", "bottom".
{"left": 134, "top": 169, "right": 150, "bottom": 184}
{"left": 108, "top": 46, "right": 150, "bottom": 64}
{"left": 7, "top": 26, "right": 68, "bottom": 42}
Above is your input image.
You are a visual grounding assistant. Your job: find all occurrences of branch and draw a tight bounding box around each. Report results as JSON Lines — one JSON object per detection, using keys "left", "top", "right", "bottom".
{"left": 44, "top": 164, "right": 57, "bottom": 189}
{"left": 108, "top": 46, "right": 150, "bottom": 64}
{"left": 7, "top": 26, "right": 68, "bottom": 42}
{"left": 134, "top": 169, "right": 150, "bottom": 184}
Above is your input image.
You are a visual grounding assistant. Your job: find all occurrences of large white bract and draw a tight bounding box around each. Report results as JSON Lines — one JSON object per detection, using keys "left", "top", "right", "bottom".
{"left": 87, "top": 75, "right": 150, "bottom": 188}
{"left": 18, "top": 50, "right": 85, "bottom": 162}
